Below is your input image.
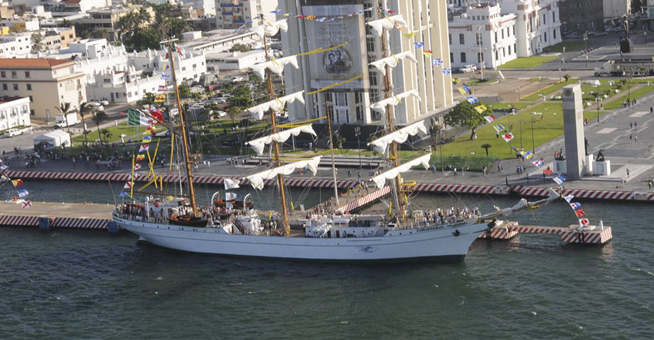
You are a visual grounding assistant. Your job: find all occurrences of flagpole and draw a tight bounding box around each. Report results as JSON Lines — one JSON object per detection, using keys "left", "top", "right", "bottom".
{"left": 130, "top": 154, "right": 135, "bottom": 198}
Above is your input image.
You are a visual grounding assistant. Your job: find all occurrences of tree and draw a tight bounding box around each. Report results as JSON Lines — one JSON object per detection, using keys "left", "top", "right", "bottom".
{"left": 55, "top": 102, "right": 75, "bottom": 134}
{"left": 31, "top": 33, "right": 45, "bottom": 54}
{"left": 90, "top": 28, "right": 109, "bottom": 40}
{"left": 444, "top": 100, "right": 488, "bottom": 140}
{"left": 100, "top": 129, "right": 113, "bottom": 143}
{"left": 230, "top": 44, "right": 252, "bottom": 52}
{"left": 178, "top": 84, "right": 192, "bottom": 99}
{"left": 227, "top": 106, "right": 242, "bottom": 122}
{"left": 78, "top": 102, "right": 96, "bottom": 146}
{"left": 137, "top": 92, "right": 157, "bottom": 107}
{"left": 91, "top": 111, "right": 108, "bottom": 144}
{"left": 481, "top": 143, "right": 492, "bottom": 156}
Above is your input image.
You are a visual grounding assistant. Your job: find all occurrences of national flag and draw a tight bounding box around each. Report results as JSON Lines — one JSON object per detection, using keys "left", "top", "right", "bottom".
{"left": 17, "top": 189, "right": 28, "bottom": 198}
{"left": 575, "top": 209, "right": 586, "bottom": 218}
{"left": 225, "top": 192, "right": 237, "bottom": 200}
{"left": 457, "top": 87, "right": 467, "bottom": 95}
{"left": 224, "top": 178, "right": 240, "bottom": 190}
{"left": 442, "top": 68, "right": 451, "bottom": 74}
{"left": 123, "top": 182, "right": 132, "bottom": 190}
{"left": 128, "top": 108, "right": 149, "bottom": 126}
{"left": 579, "top": 218, "right": 590, "bottom": 227}
{"left": 147, "top": 126, "right": 156, "bottom": 134}
{"left": 532, "top": 159, "right": 544, "bottom": 167}
{"left": 142, "top": 136, "right": 152, "bottom": 143}
{"left": 134, "top": 164, "right": 142, "bottom": 170}
{"left": 570, "top": 202, "right": 582, "bottom": 210}
{"left": 564, "top": 194, "right": 574, "bottom": 202}
{"left": 139, "top": 145, "right": 149, "bottom": 153}
{"left": 493, "top": 124, "right": 505, "bottom": 133}
{"left": 161, "top": 73, "right": 171, "bottom": 80}
{"left": 11, "top": 179, "right": 23, "bottom": 187}
{"left": 553, "top": 177, "right": 563, "bottom": 185}
{"left": 483, "top": 115, "right": 494, "bottom": 123}
{"left": 523, "top": 151, "right": 534, "bottom": 159}
{"left": 502, "top": 133, "right": 514, "bottom": 142}
{"left": 154, "top": 94, "right": 166, "bottom": 103}
{"left": 158, "top": 85, "right": 167, "bottom": 92}
{"left": 135, "top": 154, "right": 146, "bottom": 162}
{"left": 466, "top": 96, "right": 478, "bottom": 104}
{"left": 422, "top": 50, "right": 433, "bottom": 57}
{"left": 305, "top": 15, "right": 316, "bottom": 20}
{"left": 22, "top": 201, "right": 32, "bottom": 209}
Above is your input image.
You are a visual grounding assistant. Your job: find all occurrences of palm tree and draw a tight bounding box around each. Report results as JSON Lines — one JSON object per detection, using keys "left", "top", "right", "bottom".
{"left": 78, "top": 102, "right": 96, "bottom": 147}
{"left": 55, "top": 102, "right": 75, "bottom": 134}
{"left": 91, "top": 110, "right": 108, "bottom": 144}
{"left": 100, "top": 129, "right": 113, "bottom": 143}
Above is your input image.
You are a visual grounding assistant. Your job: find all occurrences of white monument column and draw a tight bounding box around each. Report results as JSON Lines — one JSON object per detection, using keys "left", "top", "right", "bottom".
{"left": 561, "top": 84, "right": 586, "bottom": 180}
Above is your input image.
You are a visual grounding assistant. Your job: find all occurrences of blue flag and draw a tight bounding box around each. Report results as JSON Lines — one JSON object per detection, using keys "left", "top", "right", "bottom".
{"left": 463, "top": 86, "right": 471, "bottom": 94}
{"left": 570, "top": 202, "right": 582, "bottom": 210}
{"left": 17, "top": 189, "right": 29, "bottom": 198}
{"left": 414, "top": 42, "right": 425, "bottom": 49}
{"left": 466, "top": 96, "right": 478, "bottom": 104}
{"left": 558, "top": 174, "right": 566, "bottom": 182}
{"left": 119, "top": 191, "right": 129, "bottom": 198}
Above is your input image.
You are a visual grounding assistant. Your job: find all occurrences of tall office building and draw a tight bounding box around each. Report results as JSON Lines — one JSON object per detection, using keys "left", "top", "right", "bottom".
{"left": 280, "top": 0, "right": 452, "bottom": 126}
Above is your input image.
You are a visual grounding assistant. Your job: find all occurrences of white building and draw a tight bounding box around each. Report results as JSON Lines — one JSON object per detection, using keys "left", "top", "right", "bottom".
{"left": 0, "top": 58, "right": 86, "bottom": 122}
{"left": 181, "top": 0, "right": 216, "bottom": 16}
{"left": 496, "top": 0, "right": 562, "bottom": 57}
{"left": 449, "top": 4, "right": 517, "bottom": 70}
{"left": 0, "top": 96, "right": 31, "bottom": 131}
{"left": 205, "top": 50, "right": 264, "bottom": 72}
{"left": 215, "top": 0, "right": 278, "bottom": 29}
{"left": 603, "top": 0, "right": 630, "bottom": 19}
{"left": 0, "top": 33, "right": 32, "bottom": 58}
{"left": 281, "top": 0, "right": 453, "bottom": 125}
{"left": 180, "top": 29, "right": 260, "bottom": 54}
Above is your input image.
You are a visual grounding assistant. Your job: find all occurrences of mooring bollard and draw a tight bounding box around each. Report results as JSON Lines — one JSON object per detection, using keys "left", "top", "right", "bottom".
{"left": 107, "top": 221, "right": 119, "bottom": 233}
{"left": 38, "top": 217, "right": 50, "bottom": 231}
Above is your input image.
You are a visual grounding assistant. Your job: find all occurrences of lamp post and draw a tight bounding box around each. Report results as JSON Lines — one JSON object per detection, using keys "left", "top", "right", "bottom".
{"left": 530, "top": 115, "right": 537, "bottom": 155}
{"left": 478, "top": 26, "right": 484, "bottom": 81}
{"left": 596, "top": 96, "right": 601, "bottom": 123}
{"left": 354, "top": 126, "right": 361, "bottom": 170}
{"left": 583, "top": 31, "right": 588, "bottom": 66}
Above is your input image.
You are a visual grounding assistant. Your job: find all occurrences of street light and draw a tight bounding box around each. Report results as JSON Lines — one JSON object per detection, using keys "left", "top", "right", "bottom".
{"left": 583, "top": 31, "right": 588, "bottom": 66}
{"left": 478, "top": 26, "right": 484, "bottom": 81}
{"left": 354, "top": 126, "right": 361, "bottom": 170}
{"left": 531, "top": 115, "right": 537, "bottom": 155}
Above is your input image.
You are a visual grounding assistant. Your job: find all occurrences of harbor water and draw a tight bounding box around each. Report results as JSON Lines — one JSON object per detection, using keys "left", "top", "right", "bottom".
{"left": 0, "top": 181, "right": 652, "bottom": 339}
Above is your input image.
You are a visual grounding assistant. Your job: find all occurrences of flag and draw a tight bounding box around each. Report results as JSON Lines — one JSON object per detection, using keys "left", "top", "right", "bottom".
{"left": 224, "top": 178, "right": 240, "bottom": 190}
{"left": 557, "top": 174, "right": 566, "bottom": 183}
{"left": 466, "top": 96, "right": 478, "bottom": 104}
{"left": 270, "top": 9, "right": 281, "bottom": 14}
{"left": 475, "top": 106, "right": 485, "bottom": 114}
{"left": 142, "top": 136, "right": 152, "bottom": 143}
{"left": 563, "top": 194, "right": 574, "bottom": 202}
{"left": 123, "top": 182, "right": 132, "bottom": 190}
{"left": 158, "top": 85, "right": 167, "bottom": 92}
{"left": 22, "top": 200, "right": 32, "bottom": 209}
{"left": 11, "top": 179, "right": 23, "bottom": 187}
{"left": 128, "top": 108, "right": 149, "bottom": 126}
{"left": 149, "top": 108, "right": 163, "bottom": 122}
{"left": 119, "top": 191, "right": 129, "bottom": 198}
{"left": 442, "top": 68, "right": 451, "bottom": 75}
{"left": 463, "top": 86, "right": 471, "bottom": 93}
{"left": 457, "top": 87, "right": 467, "bottom": 95}
{"left": 134, "top": 164, "right": 142, "bottom": 170}
{"left": 225, "top": 192, "right": 237, "bottom": 200}
{"left": 17, "top": 189, "right": 28, "bottom": 198}
{"left": 523, "top": 151, "right": 534, "bottom": 159}
{"left": 483, "top": 115, "right": 494, "bottom": 123}
{"left": 0, "top": 174, "right": 9, "bottom": 182}
{"left": 139, "top": 145, "right": 149, "bottom": 153}
{"left": 502, "top": 133, "right": 514, "bottom": 142}
{"left": 433, "top": 58, "right": 443, "bottom": 66}
{"left": 570, "top": 202, "right": 582, "bottom": 210}
{"left": 176, "top": 46, "right": 185, "bottom": 57}
{"left": 493, "top": 124, "right": 505, "bottom": 133}
{"left": 136, "top": 154, "right": 146, "bottom": 162}
{"left": 316, "top": 17, "right": 327, "bottom": 22}
{"left": 422, "top": 50, "right": 432, "bottom": 57}
{"left": 532, "top": 159, "right": 544, "bottom": 167}
{"left": 403, "top": 31, "right": 416, "bottom": 39}
{"left": 553, "top": 177, "right": 563, "bottom": 185}
{"left": 579, "top": 218, "right": 590, "bottom": 227}
{"left": 154, "top": 94, "right": 166, "bottom": 103}
{"left": 575, "top": 209, "right": 586, "bottom": 218}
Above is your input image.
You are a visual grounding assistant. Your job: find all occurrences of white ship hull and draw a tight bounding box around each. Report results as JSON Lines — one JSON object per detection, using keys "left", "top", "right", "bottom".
{"left": 114, "top": 216, "right": 488, "bottom": 263}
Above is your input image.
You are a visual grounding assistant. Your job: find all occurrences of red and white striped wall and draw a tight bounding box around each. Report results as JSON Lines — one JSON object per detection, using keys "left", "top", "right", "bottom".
{"left": 561, "top": 227, "right": 613, "bottom": 244}
{"left": 0, "top": 215, "right": 40, "bottom": 227}
{"left": 51, "top": 218, "right": 111, "bottom": 230}
{"left": 514, "top": 185, "right": 654, "bottom": 201}
{"left": 337, "top": 186, "right": 392, "bottom": 213}
{"left": 480, "top": 221, "right": 613, "bottom": 245}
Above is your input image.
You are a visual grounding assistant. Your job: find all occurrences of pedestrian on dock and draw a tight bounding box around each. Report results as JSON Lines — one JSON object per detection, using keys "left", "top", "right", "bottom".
{"left": 648, "top": 179, "right": 653, "bottom": 190}
{"left": 630, "top": 122, "right": 633, "bottom": 129}
{"left": 626, "top": 168, "right": 630, "bottom": 178}
{"left": 635, "top": 135, "right": 638, "bottom": 143}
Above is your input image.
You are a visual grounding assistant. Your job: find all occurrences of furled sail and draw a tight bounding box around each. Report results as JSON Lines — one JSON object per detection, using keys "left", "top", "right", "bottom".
{"left": 369, "top": 89, "right": 420, "bottom": 114}
{"left": 368, "top": 121, "right": 427, "bottom": 154}
{"left": 366, "top": 15, "right": 407, "bottom": 37}
{"left": 246, "top": 124, "right": 316, "bottom": 155}
{"left": 253, "top": 19, "right": 288, "bottom": 39}
{"left": 371, "top": 154, "right": 431, "bottom": 189}
{"left": 369, "top": 51, "right": 417, "bottom": 76}
{"left": 251, "top": 55, "right": 299, "bottom": 79}
{"left": 247, "top": 91, "right": 305, "bottom": 120}
{"left": 246, "top": 156, "right": 322, "bottom": 190}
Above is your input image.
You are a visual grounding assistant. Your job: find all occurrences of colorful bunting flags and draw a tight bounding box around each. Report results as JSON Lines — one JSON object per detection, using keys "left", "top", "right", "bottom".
{"left": 22, "top": 200, "right": 32, "bottom": 209}
{"left": 579, "top": 218, "right": 590, "bottom": 227}
{"left": 134, "top": 164, "right": 142, "bottom": 170}
{"left": 575, "top": 209, "right": 586, "bottom": 218}
{"left": 128, "top": 108, "right": 150, "bottom": 126}
{"left": 11, "top": 179, "right": 23, "bottom": 187}
{"left": 502, "top": 133, "right": 514, "bottom": 142}
{"left": 17, "top": 189, "right": 28, "bottom": 198}
{"left": 493, "top": 124, "right": 505, "bottom": 133}
{"left": 564, "top": 195, "right": 574, "bottom": 202}
{"left": 523, "top": 151, "right": 534, "bottom": 159}
{"left": 466, "top": 96, "right": 478, "bottom": 104}
{"left": 135, "top": 154, "right": 146, "bottom": 162}
{"left": 442, "top": 68, "right": 451, "bottom": 75}
{"left": 158, "top": 85, "right": 167, "bottom": 92}
{"left": 532, "top": 159, "right": 544, "bottom": 167}
{"left": 457, "top": 87, "right": 467, "bottom": 95}
{"left": 139, "top": 145, "right": 149, "bottom": 153}
{"left": 483, "top": 114, "right": 494, "bottom": 122}
{"left": 142, "top": 136, "right": 152, "bottom": 143}
{"left": 154, "top": 94, "right": 166, "bottom": 103}
{"left": 570, "top": 202, "right": 582, "bottom": 210}
{"left": 123, "top": 182, "right": 132, "bottom": 190}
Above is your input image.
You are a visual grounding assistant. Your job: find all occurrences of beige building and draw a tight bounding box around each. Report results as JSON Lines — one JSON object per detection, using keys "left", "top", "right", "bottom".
{"left": 281, "top": 0, "right": 452, "bottom": 126}
{"left": 73, "top": 6, "right": 153, "bottom": 41}
{"left": 0, "top": 58, "right": 86, "bottom": 122}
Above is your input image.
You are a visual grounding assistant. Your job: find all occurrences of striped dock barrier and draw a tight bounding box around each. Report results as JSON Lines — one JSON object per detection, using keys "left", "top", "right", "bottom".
{"left": 480, "top": 221, "right": 612, "bottom": 245}
{"left": 0, "top": 214, "right": 113, "bottom": 231}
{"left": 514, "top": 185, "right": 654, "bottom": 202}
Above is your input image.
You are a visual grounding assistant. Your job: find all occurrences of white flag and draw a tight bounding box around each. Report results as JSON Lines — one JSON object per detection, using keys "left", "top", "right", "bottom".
{"left": 552, "top": 177, "right": 563, "bottom": 185}
{"left": 224, "top": 178, "right": 240, "bottom": 190}
{"left": 225, "top": 192, "right": 237, "bottom": 200}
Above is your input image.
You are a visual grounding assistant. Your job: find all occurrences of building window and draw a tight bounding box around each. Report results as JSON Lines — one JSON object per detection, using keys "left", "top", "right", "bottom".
{"left": 544, "top": 32, "right": 547, "bottom": 42}
{"left": 508, "top": 45, "right": 511, "bottom": 55}
{"left": 501, "top": 30, "right": 504, "bottom": 39}
{"left": 460, "top": 52, "right": 466, "bottom": 63}
{"left": 13, "top": 84, "right": 18, "bottom": 90}
{"left": 477, "top": 52, "right": 483, "bottom": 63}
{"left": 356, "top": 106, "right": 363, "bottom": 121}
{"left": 366, "top": 37, "right": 375, "bottom": 52}
{"left": 553, "top": 11, "right": 556, "bottom": 22}
{"left": 336, "top": 93, "right": 347, "bottom": 106}
{"left": 11, "top": 71, "right": 16, "bottom": 78}
{"left": 21, "top": 105, "right": 28, "bottom": 114}
{"left": 494, "top": 32, "right": 498, "bottom": 43}
{"left": 0, "top": 71, "right": 5, "bottom": 78}
{"left": 25, "top": 71, "right": 30, "bottom": 78}
{"left": 30, "top": 109, "right": 35, "bottom": 116}
{"left": 450, "top": 52, "right": 454, "bottom": 63}
{"left": 554, "top": 29, "right": 557, "bottom": 40}
{"left": 1, "top": 84, "right": 6, "bottom": 91}
{"left": 476, "top": 33, "right": 482, "bottom": 45}
{"left": 448, "top": 33, "right": 452, "bottom": 45}
{"left": 26, "top": 84, "right": 32, "bottom": 90}
{"left": 29, "top": 96, "right": 33, "bottom": 102}
{"left": 369, "top": 71, "right": 378, "bottom": 86}
{"left": 495, "top": 50, "right": 499, "bottom": 60}
{"left": 459, "top": 33, "right": 465, "bottom": 45}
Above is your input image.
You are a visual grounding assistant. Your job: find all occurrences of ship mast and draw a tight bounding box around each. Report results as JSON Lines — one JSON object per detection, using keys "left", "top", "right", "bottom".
{"left": 260, "top": 15, "right": 291, "bottom": 236}
{"left": 379, "top": 7, "right": 407, "bottom": 222}
{"left": 325, "top": 102, "right": 340, "bottom": 207}
{"left": 163, "top": 38, "right": 198, "bottom": 217}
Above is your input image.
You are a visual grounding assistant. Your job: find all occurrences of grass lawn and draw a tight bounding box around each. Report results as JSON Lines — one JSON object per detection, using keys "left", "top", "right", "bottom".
{"left": 439, "top": 102, "right": 564, "bottom": 160}
{"left": 521, "top": 79, "right": 577, "bottom": 101}
{"left": 498, "top": 56, "right": 558, "bottom": 69}
{"left": 490, "top": 102, "right": 532, "bottom": 111}
{"left": 545, "top": 41, "right": 585, "bottom": 53}
{"left": 602, "top": 85, "right": 654, "bottom": 110}
{"left": 72, "top": 125, "right": 165, "bottom": 144}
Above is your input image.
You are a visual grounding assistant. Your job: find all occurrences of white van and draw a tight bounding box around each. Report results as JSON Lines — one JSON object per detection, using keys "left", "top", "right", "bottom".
{"left": 4, "top": 128, "right": 21, "bottom": 137}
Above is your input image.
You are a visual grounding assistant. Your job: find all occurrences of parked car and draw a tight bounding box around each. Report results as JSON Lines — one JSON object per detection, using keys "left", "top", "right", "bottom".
{"left": 4, "top": 128, "right": 21, "bottom": 137}
{"left": 458, "top": 64, "right": 477, "bottom": 73}
{"left": 87, "top": 101, "right": 105, "bottom": 111}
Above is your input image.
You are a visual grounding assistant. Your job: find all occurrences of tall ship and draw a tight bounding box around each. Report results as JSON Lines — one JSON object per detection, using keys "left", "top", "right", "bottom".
{"left": 113, "top": 13, "right": 558, "bottom": 262}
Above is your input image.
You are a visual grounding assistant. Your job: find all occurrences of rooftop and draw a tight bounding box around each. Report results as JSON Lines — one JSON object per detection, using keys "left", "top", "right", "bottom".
{"left": 0, "top": 58, "right": 74, "bottom": 68}
{"left": 0, "top": 96, "right": 29, "bottom": 105}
